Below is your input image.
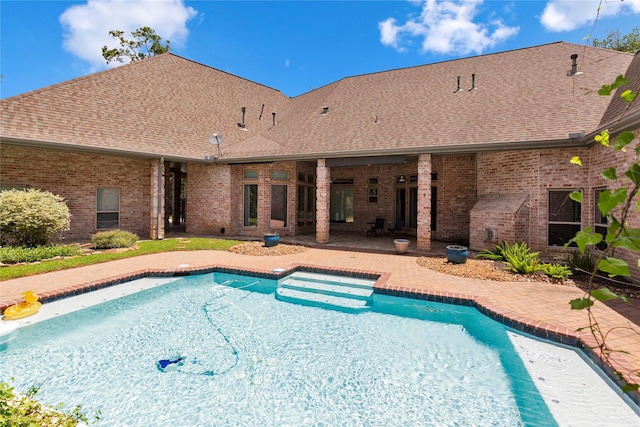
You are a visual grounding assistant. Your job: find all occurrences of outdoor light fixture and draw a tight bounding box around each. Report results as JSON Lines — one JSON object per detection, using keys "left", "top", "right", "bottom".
{"left": 209, "top": 132, "right": 224, "bottom": 158}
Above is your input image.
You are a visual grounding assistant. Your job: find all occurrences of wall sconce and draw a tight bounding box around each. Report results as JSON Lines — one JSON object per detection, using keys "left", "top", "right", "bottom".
{"left": 396, "top": 175, "right": 406, "bottom": 183}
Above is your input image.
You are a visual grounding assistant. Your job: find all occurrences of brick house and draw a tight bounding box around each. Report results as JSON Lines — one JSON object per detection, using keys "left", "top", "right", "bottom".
{"left": 1, "top": 42, "right": 639, "bottom": 271}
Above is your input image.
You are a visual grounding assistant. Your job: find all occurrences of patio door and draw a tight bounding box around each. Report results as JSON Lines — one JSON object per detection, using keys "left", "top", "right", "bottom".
{"left": 395, "top": 188, "right": 406, "bottom": 224}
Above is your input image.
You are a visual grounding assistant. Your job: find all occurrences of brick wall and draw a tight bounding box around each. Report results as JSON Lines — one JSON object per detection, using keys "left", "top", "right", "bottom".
{"left": 469, "top": 193, "right": 529, "bottom": 251}
{"left": 328, "top": 163, "right": 417, "bottom": 234}
{"left": 430, "top": 155, "right": 476, "bottom": 243}
{"left": 0, "top": 144, "right": 151, "bottom": 241}
{"left": 476, "top": 147, "right": 593, "bottom": 256}
{"left": 587, "top": 129, "right": 640, "bottom": 279}
{"left": 185, "top": 162, "right": 232, "bottom": 236}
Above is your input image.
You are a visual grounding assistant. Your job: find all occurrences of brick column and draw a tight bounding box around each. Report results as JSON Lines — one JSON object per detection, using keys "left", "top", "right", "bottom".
{"left": 417, "top": 154, "right": 431, "bottom": 251}
{"left": 316, "top": 159, "right": 330, "bottom": 244}
{"left": 150, "top": 158, "right": 165, "bottom": 240}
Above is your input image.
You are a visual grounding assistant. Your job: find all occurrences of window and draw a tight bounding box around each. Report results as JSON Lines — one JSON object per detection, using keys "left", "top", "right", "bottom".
{"left": 244, "top": 170, "right": 258, "bottom": 179}
{"left": 271, "top": 170, "right": 289, "bottom": 180}
{"left": 548, "top": 190, "right": 581, "bottom": 246}
{"left": 97, "top": 188, "right": 120, "bottom": 229}
{"left": 297, "top": 184, "right": 316, "bottom": 226}
{"left": 306, "top": 185, "right": 315, "bottom": 225}
{"left": 244, "top": 184, "right": 258, "bottom": 226}
{"left": 297, "top": 173, "right": 315, "bottom": 226}
{"left": 594, "top": 188, "right": 608, "bottom": 250}
{"left": 270, "top": 184, "right": 287, "bottom": 228}
{"left": 330, "top": 187, "right": 354, "bottom": 223}
{"left": 368, "top": 188, "right": 378, "bottom": 204}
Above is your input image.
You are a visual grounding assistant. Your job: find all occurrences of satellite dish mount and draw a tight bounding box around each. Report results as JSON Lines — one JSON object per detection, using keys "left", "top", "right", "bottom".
{"left": 209, "top": 133, "right": 224, "bottom": 158}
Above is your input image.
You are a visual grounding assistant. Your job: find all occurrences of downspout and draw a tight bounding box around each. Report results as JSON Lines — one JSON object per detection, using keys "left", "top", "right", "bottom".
{"left": 157, "top": 157, "right": 164, "bottom": 240}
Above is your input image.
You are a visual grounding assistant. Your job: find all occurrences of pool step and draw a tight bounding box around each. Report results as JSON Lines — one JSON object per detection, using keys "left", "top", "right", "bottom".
{"left": 276, "top": 272, "right": 375, "bottom": 313}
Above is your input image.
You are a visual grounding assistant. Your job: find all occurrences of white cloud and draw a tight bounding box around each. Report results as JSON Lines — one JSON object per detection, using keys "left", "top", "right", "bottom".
{"left": 60, "top": 0, "right": 198, "bottom": 70}
{"left": 378, "top": 0, "right": 519, "bottom": 55}
{"left": 541, "top": 0, "right": 640, "bottom": 32}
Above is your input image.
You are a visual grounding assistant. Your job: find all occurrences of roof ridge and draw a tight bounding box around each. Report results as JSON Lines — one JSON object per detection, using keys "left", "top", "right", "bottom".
{"left": 336, "top": 41, "right": 634, "bottom": 84}
{"left": 166, "top": 53, "right": 284, "bottom": 94}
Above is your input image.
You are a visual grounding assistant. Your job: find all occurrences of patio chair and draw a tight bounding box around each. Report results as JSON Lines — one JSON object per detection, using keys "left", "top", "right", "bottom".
{"left": 367, "top": 217, "right": 385, "bottom": 237}
{"left": 388, "top": 219, "right": 405, "bottom": 236}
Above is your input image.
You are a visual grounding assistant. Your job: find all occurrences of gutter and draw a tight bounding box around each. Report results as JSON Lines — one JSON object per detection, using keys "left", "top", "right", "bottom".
{"left": 0, "top": 137, "right": 201, "bottom": 164}
{"left": 0, "top": 133, "right": 608, "bottom": 166}
{"left": 213, "top": 137, "right": 591, "bottom": 164}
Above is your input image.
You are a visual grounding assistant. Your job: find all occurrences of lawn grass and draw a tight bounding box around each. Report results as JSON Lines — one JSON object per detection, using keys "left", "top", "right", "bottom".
{"left": 0, "top": 238, "right": 243, "bottom": 281}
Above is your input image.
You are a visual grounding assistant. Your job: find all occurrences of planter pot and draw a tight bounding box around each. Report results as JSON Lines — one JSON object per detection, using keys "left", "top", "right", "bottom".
{"left": 264, "top": 234, "right": 280, "bottom": 247}
{"left": 446, "top": 245, "right": 468, "bottom": 264}
{"left": 394, "top": 238, "right": 410, "bottom": 254}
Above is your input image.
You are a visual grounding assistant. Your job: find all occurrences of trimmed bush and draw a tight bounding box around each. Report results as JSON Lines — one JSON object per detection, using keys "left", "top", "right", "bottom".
{"left": 0, "top": 189, "right": 70, "bottom": 247}
{"left": 0, "top": 244, "right": 82, "bottom": 264}
{"left": 91, "top": 230, "right": 139, "bottom": 249}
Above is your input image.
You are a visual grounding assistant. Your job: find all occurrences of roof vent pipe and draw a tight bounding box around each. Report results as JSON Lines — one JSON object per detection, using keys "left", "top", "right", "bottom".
{"left": 238, "top": 107, "right": 246, "bottom": 128}
{"left": 272, "top": 112, "right": 277, "bottom": 126}
{"left": 468, "top": 74, "right": 476, "bottom": 91}
{"left": 321, "top": 106, "right": 329, "bottom": 114}
{"left": 567, "top": 54, "right": 578, "bottom": 76}
{"left": 453, "top": 76, "right": 461, "bottom": 93}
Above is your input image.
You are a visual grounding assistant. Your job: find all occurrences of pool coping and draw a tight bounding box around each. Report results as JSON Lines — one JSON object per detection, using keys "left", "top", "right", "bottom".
{"left": 2, "top": 262, "right": 639, "bottom": 408}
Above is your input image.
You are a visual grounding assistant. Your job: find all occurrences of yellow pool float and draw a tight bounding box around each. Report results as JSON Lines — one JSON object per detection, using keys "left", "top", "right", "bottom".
{"left": 3, "top": 290, "right": 41, "bottom": 320}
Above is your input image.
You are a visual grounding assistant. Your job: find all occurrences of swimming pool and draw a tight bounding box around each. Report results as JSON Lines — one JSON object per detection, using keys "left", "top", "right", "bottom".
{"left": 1, "top": 271, "right": 638, "bottom": 426}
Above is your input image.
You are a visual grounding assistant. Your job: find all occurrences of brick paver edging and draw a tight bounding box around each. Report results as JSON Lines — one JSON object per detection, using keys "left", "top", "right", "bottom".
{"left": 2, "top": 264, "right": 639, "bottom": 407}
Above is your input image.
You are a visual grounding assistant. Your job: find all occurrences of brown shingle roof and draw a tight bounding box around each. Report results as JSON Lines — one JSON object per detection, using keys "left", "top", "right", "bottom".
{"left": 600, "top": 51, "right": 640, "bottom": 129}
{"left": 1, "top": 42, "right": 635, "bottom": 162}
{"left": 1, "top": 54, "right": 288, "bottom": 161}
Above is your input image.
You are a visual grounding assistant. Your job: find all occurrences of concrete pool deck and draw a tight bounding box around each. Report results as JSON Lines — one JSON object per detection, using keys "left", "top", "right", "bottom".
{"left": 1, "top": 243, "right": 639, "bottom": 403}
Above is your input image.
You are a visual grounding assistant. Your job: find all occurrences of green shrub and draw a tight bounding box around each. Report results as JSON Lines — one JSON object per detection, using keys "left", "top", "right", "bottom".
{"left": 0, "top": 189, "right": 71, "bottom": 247}
{"left": 476, "top": 241, "right": 510, "bottom": 261}
{"left": 0, "top": 380, "right": 97, "bottom": 426}
{"left": 0, "top": 244, "right": 81, "bottom": 264}
{"left": 541, "top": 263, "right": 573, "bottom": 280}
{"left": 567, "top": 248, "right": 597, "bottom": 275}
{"left": 91, "top": 230, "right": 139, "bottom": 249}
{"left": 504, "top": 252, "right": 542, "bottom": 274}
{"left": 481, "top": 241, "right": 542, "bottom": 274}
{"left": 504, "top": 242, "right": 541, "bottom": 274}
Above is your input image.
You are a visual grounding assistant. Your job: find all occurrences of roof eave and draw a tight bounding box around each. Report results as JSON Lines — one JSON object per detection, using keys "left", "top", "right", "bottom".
{"left": 0, "top": 136, "right": 200, "bottom": 163}
{"left": 214, "top": 138, "right": 591, "bottom": 164}
{"left": 2, "top": 133, "right": 607, "bottom": 166}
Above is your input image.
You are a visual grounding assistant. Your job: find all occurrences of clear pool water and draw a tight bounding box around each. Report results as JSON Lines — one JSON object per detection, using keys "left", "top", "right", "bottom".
{"left": 1, "top": 272, "right": 638, "bottom": 426}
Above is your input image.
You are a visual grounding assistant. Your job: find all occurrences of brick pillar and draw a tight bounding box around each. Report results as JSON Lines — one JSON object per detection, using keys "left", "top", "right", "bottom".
{"left": 417, "top": 154, "right": 432, "bottom": 251}
{"left": 150, "top": 158, "right": 165, "bottom": 240}
{"left": 316, "top": 159, "right": 330, "bottom": 244}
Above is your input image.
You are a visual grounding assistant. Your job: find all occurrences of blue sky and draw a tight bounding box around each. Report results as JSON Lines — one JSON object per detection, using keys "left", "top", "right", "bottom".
{"left": 1, "top": 0, "right": 639, "bottom": 99}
